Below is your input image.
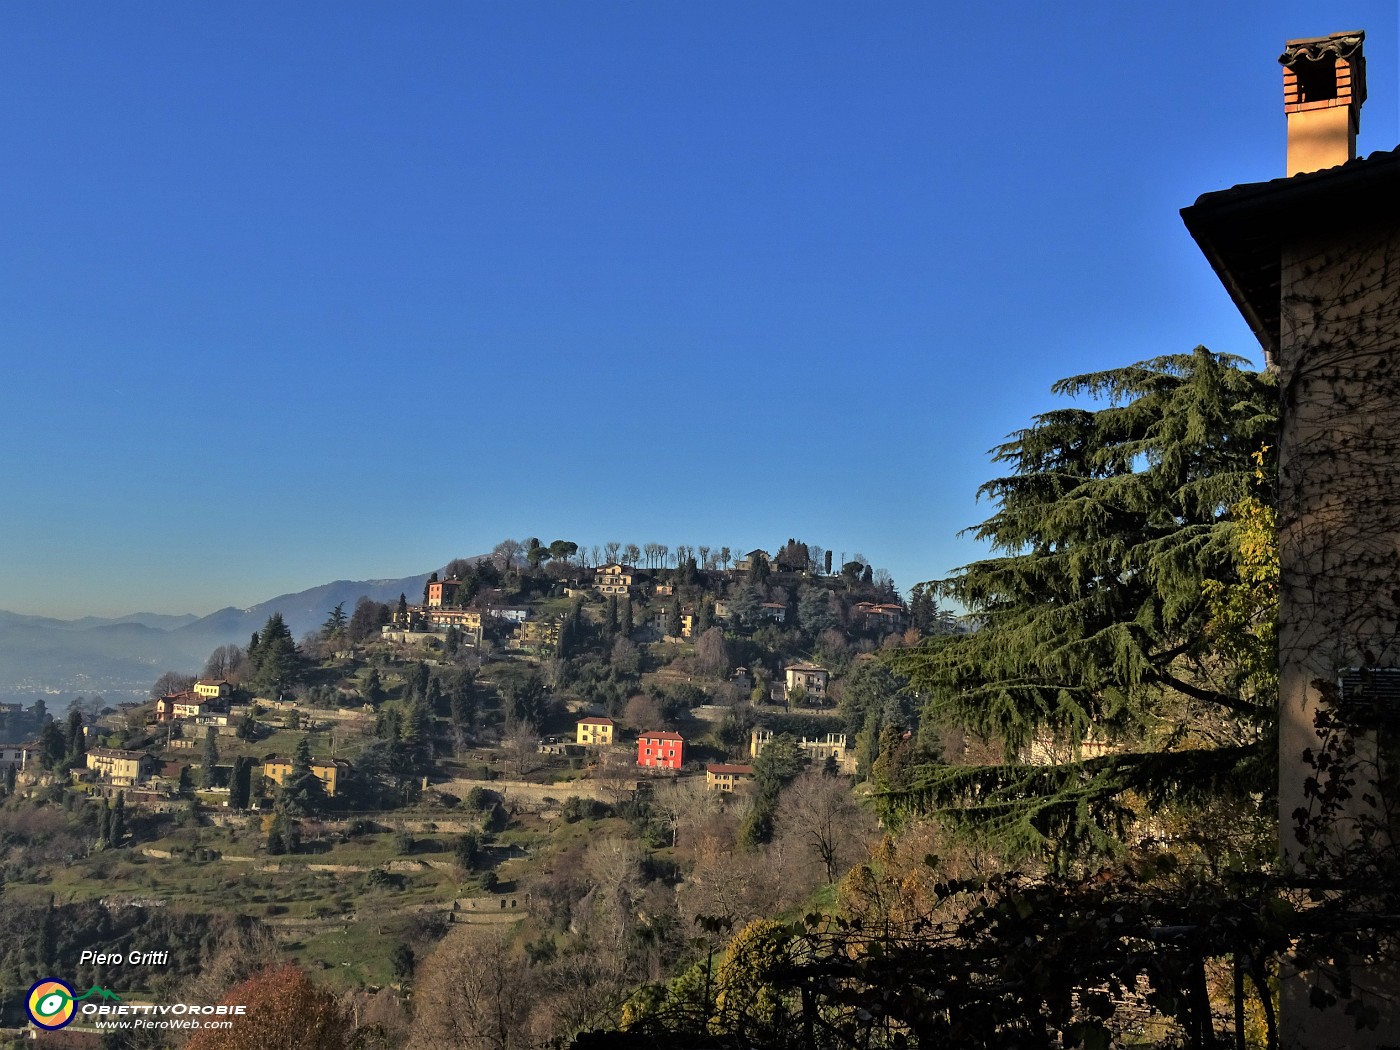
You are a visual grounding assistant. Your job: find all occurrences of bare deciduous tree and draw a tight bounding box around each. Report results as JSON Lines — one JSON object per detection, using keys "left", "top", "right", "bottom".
{"left": 593, "top": 755, "right": 636, "bottom": 807}
{"left": 202, "top": 644, "right": 245, "bottom": 682}
{"left": 150, "top": 670, "right": 195, "bottom": 699}
{"left": 774, "top": 770, "right": 875, "bottom": 883}
{"left": 695, "top": 627, "right": 730, "bottom": 678}
{"left": 491, "top": 538, "right": 522, "bottom": 571}
{"left": 610, "top": 636, "right": 641, "bottom": 675}
{"left": 652, "top": 777, "right": 720, "bottom": 848}
{"left": 407, "top": 927, "right": 532, "bottom": 1050}
{"left": 622, "top": 693, "right": 664, "bottom": 732}
{"left": 503, "top": 719, "right": 539, "bottom": 779}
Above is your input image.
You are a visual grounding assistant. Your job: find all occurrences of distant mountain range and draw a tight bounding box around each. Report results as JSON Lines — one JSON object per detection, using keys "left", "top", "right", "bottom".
{"left": 0, "top": 571, "right": 435, "bottom": 708}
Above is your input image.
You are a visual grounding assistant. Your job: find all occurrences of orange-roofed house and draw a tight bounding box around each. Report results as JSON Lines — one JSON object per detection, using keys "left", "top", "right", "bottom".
{"left": 705, "top": 763, "right": 753, "bottom": 792}
{"left": 637, "top": 731, "right": 684, "bottom": 770}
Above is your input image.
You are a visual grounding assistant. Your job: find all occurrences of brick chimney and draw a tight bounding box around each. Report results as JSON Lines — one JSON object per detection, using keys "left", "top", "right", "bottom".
{"left": 1281, "top": 31, "right": 1366, "bottom": 176}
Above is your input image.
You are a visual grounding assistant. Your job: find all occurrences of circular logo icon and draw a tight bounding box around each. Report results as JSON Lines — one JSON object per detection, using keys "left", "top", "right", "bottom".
{"left": 27, "top": 978, "right": 77, "bottom": 1030}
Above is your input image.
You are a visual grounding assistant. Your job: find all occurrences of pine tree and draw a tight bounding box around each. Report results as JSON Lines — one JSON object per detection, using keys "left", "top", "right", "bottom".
{"left": 250, "top": 613, "right": 303, "bottom": 696}
{"left": 741, "top": 735, "right": 805, "bottom": 846}
{"left": 885, "top": 348, "right": 1277, "bottom": 864}
{"left": 448, "top": 673, "right": 476, "bottom": 729}
{"left": 426, "top": 677, "right": 444, "bottom": 716}
{"left": 322, "top": 602, "right": 347, "bottom": 635}
{"left": 749, "top": 552, "right": 771, "bottom": 585}
{"left": 292, "top": 735, "right": 314, "bottom": 779}
{"left": 280, "top": 736, "right": 326, "bottom": 816}
{"left": 410, "top": 662, "right": 430, "bottom": 703}
{"left": 267, "top": 811, "right": 289, "bottom": 855}
{"left": 666, "top": 596, "right": 683, "bottom": 639}
{"left": 38, "top": 721, "right": 66, "bottom": 770}
{"left": 401, "top": 699, "right": 431, "bottom": 771}
{"left": 605, "top": 594, "right": 619, "bottom": 635}
{"left": 364, "top": 668, "right": 385, "bottom": 709}
{"left": 621, "top": 599, "right": 634, "bottom": 637}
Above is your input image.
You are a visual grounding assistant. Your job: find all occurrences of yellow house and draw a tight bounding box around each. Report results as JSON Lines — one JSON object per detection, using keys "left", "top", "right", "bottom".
{"left": 595, "top": 564, "right": 638, "bottom": 596}
{"left": 576, "top": 716, "right": 615, "bottom": 747}
{"left": 427, "top": 607, "right": 481, "bottom": 630}
{"left": 261, "top": 756, "right": 349, "bottom": 796}
{"left": 705, "top": 763, "right": 754, "bottom": 792}
{"left": 172, "top": 696, "right": 215, "bottom": 720}
{"left": 86, "top": 748, "right": 158, "bottom": 786}
{"left": 193, "top": 679, "right": 232, "bottom": 700}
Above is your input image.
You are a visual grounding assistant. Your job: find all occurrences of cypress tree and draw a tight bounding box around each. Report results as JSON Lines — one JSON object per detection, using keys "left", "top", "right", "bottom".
{"left": 201, "top": 728, "right": 220, "bottom": 788}
{"left": 229, "top": 757, "right": 252, "bottom": 809}
{"left": 65, "top": 708, "right": 86, "bottom": 760}
{"left": 111, "top": 792, "right": 127, "bottom": 845}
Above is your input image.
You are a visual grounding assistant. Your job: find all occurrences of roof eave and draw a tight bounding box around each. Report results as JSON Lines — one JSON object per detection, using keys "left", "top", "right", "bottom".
{"left": 1181, "top": 149, "right": 1400, "bottom": 366}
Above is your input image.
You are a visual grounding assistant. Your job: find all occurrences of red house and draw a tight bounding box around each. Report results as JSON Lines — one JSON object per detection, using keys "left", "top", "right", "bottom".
{"left": 636, "top": 731, "right": 684, "bottom": 770}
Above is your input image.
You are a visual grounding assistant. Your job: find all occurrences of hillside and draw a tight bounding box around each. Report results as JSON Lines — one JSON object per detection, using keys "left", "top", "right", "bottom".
{"left": 0, "top": 542, "right": 925, "bottom": 1044}
{"left": 0, "top": 571, "right": 435, "bottom": 706}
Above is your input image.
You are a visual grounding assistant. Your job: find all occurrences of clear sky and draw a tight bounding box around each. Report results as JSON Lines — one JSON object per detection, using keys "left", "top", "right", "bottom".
{"left": 3, "top": 3, "right": 1398, "bottom": 619}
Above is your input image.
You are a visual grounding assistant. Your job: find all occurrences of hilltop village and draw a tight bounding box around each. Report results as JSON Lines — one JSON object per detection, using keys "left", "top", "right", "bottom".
{"left": 0, "top": 538, "right": 953, "bottom": 1043}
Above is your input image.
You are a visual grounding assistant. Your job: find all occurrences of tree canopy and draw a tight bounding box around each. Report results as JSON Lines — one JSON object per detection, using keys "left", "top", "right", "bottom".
{"left": 884, "top": 348, "right": 1278, "bottom": 862}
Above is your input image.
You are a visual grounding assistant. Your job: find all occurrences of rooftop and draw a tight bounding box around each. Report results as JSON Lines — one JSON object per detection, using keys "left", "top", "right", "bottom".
{"left": 1181, "top": 146, "right": 1400, "bottom": 363}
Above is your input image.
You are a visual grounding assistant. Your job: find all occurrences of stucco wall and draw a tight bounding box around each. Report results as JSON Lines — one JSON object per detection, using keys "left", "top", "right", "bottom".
{"left": 1278, "top": 222, "right": 1400, "bottom": 860}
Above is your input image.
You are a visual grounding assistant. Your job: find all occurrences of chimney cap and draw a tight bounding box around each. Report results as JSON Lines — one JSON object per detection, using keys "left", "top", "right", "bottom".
{"left": 1280, "top": 30, "right": 1365, "bottom": 67}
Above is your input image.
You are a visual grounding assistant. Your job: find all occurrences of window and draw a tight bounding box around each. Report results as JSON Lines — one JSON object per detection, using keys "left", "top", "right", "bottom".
{"left": 1338, "top": 667, "right": 1400, "bottom": 713}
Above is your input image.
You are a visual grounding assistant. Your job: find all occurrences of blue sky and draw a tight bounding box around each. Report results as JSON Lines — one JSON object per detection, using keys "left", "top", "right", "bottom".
{"left": 3, "top": 3, "right": 1397, "bottom": 619}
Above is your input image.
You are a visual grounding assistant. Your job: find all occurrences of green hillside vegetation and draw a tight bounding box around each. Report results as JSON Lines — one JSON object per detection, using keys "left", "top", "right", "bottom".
{"left": 0, "top": 534, "right": 927, "bottom": 1043}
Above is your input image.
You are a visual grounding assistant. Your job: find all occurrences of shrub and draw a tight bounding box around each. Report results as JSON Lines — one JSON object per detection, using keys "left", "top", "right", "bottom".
{"left": 560, "top": 797, "right": 609, "bottom": 823}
